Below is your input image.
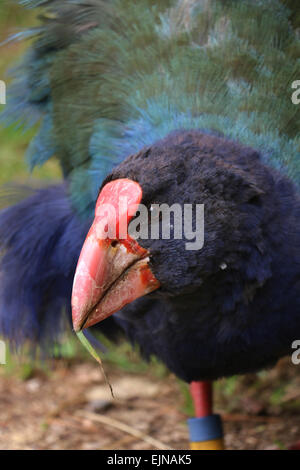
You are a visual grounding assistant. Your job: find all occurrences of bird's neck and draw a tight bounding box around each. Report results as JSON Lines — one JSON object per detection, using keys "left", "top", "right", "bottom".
{"left": 91, "top": 102, "right": 299, "bottom": 198}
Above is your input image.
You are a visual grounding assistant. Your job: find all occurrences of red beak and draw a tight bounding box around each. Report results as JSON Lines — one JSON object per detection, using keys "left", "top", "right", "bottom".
{"left": 71, "top": 178, "right": 160, "bottom": 331}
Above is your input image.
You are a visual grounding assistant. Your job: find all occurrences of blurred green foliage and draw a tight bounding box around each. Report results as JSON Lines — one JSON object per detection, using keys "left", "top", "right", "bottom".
{"left": 0, "top": 1, "right": 61, "bottom": 185}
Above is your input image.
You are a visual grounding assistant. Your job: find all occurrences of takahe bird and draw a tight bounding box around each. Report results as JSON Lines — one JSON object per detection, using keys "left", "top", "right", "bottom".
{"left": 1, "top": 0, "right": 300, "bottom": 449}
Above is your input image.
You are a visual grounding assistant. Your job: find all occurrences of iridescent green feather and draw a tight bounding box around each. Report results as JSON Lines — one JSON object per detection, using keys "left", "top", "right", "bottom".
{"left": 4, "top": 0, "right": 300, "bottom": 217}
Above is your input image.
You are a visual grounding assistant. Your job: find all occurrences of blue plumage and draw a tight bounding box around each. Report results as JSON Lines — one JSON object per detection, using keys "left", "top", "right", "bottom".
{"left": 0, "top": 185, "right": 90, "bottom": 347}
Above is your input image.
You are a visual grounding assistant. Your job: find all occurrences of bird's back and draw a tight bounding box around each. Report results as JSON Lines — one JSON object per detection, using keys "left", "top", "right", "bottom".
{"left": 5, "top": 0, "right": 300, "bottom": 217}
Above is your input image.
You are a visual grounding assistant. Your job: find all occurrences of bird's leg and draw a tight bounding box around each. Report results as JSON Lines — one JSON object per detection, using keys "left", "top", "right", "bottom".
{"left": 187, "top": 381, "right": 224, "bottom": 450}
{"left": 190, "top": 381, "right": 213, "bottom": 418}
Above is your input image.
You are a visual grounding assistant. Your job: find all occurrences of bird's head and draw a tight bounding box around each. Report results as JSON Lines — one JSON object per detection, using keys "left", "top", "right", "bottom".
{"left": 72, "top": 130, "right": 270, "bottom": 332}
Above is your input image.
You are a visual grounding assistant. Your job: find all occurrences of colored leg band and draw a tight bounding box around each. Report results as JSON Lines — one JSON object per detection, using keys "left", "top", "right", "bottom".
{"left": 188, "top": 414, "right": 224, "bottom": 450}
{"left": 190, "top": 438, "right": 224, "bottom": 450}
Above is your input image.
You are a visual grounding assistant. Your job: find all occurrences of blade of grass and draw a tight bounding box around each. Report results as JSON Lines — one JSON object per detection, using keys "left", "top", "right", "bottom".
{"left": 76, "top": 330, "right": 114, "bottom": 398}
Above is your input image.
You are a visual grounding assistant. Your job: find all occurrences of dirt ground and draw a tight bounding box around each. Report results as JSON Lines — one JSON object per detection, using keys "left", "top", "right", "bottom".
{"left": 0, "top": 356, "right": 299, "bottom": 450}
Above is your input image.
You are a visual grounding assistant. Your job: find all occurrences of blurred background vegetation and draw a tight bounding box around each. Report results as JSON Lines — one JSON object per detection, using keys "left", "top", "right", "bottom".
{"left": 0, "top": 0, "right": 60, "bottom": 185}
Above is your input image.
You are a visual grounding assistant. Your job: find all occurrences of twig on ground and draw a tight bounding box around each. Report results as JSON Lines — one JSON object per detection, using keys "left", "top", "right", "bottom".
{"left": 222, "top": 413, "right": 281, "bottom": 423}
{"left": 76, "top": 410, "right": 174, "bottom": 450}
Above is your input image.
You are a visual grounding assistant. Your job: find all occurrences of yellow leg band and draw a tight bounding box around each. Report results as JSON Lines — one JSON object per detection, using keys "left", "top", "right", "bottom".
{"left": 190, "top": 438, "right": 224, "bottom": 450}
